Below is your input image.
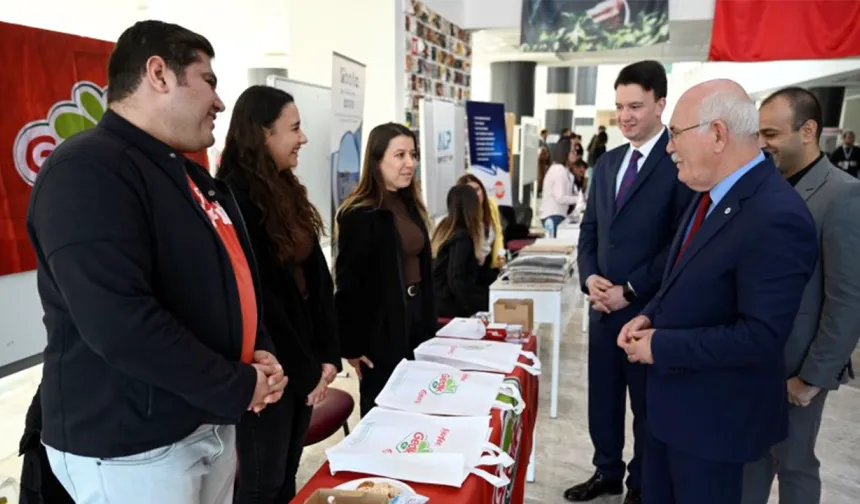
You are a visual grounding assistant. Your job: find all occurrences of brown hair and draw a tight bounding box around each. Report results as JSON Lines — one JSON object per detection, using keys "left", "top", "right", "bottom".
{"left": 456, "top": 173, "right": 491, "bottom": 235}
{"left": 216, "top": 85, "right": 324, "bottom": 264}
{"left": 336, "top": 122, "right": 430, "bottom": 231}
{"left": 431, "top": 185, "right": 484, "bottom": 259}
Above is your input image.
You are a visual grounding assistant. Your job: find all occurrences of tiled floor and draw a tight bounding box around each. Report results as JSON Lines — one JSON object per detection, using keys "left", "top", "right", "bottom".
{"left": 1, "top": 307, "right": 859, "bottom": 503}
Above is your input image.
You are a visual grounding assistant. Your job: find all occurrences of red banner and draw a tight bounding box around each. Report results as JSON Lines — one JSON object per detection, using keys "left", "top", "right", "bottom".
{"left": 708, "top": 0, "right": 860, "bottom": 62}
{"left": 0, "top": 22, "right": 210, "bottom": 276}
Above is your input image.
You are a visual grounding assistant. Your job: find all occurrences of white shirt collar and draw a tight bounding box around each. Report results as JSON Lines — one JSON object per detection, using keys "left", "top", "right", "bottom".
{"left": 628, "top": 126, "right": 666, "bottom": 161}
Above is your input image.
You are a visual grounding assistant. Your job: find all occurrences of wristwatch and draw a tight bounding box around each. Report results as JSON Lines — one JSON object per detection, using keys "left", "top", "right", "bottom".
{"left": 623, "top": 283, "right": 637, "bottom": 302}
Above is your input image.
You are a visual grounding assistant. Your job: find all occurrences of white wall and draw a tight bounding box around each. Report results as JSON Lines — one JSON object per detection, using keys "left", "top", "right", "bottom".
{"left": 0, "top": 0, "right": 408, "bottom": 370}
{"left": 287, "top": 0, "right": 402, "bottom": 160}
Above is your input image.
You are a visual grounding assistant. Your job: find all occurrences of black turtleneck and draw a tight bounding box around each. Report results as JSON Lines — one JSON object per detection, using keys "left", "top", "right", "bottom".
{"left": 787, "top": 153, "right": 824, "bottom": 187}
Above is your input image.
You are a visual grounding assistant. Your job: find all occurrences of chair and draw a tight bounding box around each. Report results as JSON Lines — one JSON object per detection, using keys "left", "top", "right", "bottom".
{"left": 507, "top": 238, "right": 536, "bottom": 254}
{"left": 303, "top": 387, "right": 354, "bottom": 446}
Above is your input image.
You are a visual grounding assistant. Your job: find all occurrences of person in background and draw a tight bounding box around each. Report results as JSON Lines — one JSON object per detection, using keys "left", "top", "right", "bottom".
{"left": 571, "top": 60, "right": 694, "bottom": 504}
{"left": 588, "top": 128, "right": 608, "bottom": 166}
{"left": 744, "top": 88, "right": 860, "bottom": 504}
{"left": 619, "top": 79, "right": 818, "bottom": 504}
{"left": 573, "top": 158, "right": 589, "bottom": 194}
{"left": 431, "top": 185, "right": 491, "bottom": 318}
{"left": 216, "top": 85, "right": 342, "bottom": 503}
{"left": 561, "top": 127, "right": 572, "bottom": 138}
{"left": 335, "top": 123, "right": 436, "bottom": 417}
{"left": 537, "top": 145, "right": 552, "bottom": 197}
{"left": 828, "top": 130, "right": 858, "bottom": 177}
{"left": 458, "top": 173, "right": 505, "bottom": 283}
{"left": 539, "top": 128, "right": 549, "bottom": 149}
{"left": 539, "top": 137, "right": 581, "bottom": 235}
{"left": 25, "top": 21, "right": 286, "bottom": 504}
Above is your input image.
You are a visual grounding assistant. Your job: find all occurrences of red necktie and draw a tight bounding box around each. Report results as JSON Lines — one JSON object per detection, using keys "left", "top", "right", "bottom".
{"left": 675, "top": 192, "right": 711, "bottom": 266}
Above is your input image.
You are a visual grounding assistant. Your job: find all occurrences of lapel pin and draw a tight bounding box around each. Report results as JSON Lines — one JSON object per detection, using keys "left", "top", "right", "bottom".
{"left": 725, "top": 207, "right": 732, "bottom": 215}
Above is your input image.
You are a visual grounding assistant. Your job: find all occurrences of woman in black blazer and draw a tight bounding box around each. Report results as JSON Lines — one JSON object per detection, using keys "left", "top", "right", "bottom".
{"left": 335, "top": 122, "right": 436, "bottom": 417}
{"left": 216, "top": 85, "right": 341, "bottom": 503}
{"left": 431, "top": 185, "right": 490, "bottom": 318}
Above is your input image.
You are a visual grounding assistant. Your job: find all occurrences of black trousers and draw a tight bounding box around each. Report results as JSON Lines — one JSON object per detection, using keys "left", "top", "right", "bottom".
{"left": 359, "top": 288, "right": 424, "bottom": 417}
{"left": 587, "top": 310, "right": 647, "bottom": 491}
{"left": 234, "top": 392, "right": 313, "bottom": 504}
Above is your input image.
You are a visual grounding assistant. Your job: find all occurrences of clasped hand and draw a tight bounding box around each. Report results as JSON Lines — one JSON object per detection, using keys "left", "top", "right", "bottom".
{"left": 248, "top": 350, "right": 288, "bottom": 414}
{"left": 586, "top": 275, "right": 629, "bottom": 314}
{"left": 617, "top": 315, "right": 655, "bottom": 364}
{"left": 306, "top": 363, "right": 339, "bottom": 407}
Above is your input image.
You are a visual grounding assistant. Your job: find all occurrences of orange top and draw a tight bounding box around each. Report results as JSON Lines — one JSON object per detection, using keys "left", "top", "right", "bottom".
{"left": 187, "top": 175, "right": 258, "bottom": 364}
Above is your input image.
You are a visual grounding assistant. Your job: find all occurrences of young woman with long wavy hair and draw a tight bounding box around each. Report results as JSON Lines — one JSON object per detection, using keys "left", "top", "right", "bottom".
{"left": 456, "top": 173, "right": 506, "bottom": 284}
{"left": 334, "top": 122, "right": 435, "bottom": 417}
{"left": 431, "top": 185, "right": 491, "bottom": 318}
{"left": 216, "top": 85, "right": 341, "bottom": 503}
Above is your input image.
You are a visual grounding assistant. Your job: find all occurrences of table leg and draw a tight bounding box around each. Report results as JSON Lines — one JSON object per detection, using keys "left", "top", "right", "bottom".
{"left": 581, "top": 295, "right": 589, "bottom": 333}
{"left": 550, "top": 307, "right": 561, "bottom": 419}
{"left": 526, "top": 425, "right": 537, "bottom": 482}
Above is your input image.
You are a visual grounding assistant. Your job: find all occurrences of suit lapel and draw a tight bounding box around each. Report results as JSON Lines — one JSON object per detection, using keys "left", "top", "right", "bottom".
{"left": 613, "top": 130, "right": 670, "bottom": 219}
{"left": 660, "top": 194, "right": 699, "bottom": 285}
{"left": 605, "top": 148, "right": 626, "bottom": 215}
{"left": 662, "top": 195, "right": 740, "bottom": 290}
{"left": 794, "top": 156, "right": 830, "bottom": 203}
{"left": 660, "top": 159, "right": 775, "bottom": 293}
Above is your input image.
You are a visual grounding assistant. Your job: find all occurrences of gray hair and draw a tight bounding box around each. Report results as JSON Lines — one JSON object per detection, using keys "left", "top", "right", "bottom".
{"left": 697, "top": 91, "right": 759, "bottom": 137}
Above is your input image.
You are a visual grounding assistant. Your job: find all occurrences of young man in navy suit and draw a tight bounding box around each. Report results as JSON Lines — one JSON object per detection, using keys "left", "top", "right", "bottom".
{"left": 618, "top": 79, "right": 819, "bottom": 504}
{"left": 570, "top": 60, "right": 694, "bottom": 504}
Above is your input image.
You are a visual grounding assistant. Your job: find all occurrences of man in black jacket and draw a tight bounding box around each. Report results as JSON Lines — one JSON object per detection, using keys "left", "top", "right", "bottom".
{"left": 24, "top": 20, "right": 286, "bottom": 504}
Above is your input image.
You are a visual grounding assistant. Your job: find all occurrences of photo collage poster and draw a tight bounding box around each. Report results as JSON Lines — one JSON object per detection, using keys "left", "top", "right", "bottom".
{"left": 404, "top": 0, "right": 472, "bottom": 133}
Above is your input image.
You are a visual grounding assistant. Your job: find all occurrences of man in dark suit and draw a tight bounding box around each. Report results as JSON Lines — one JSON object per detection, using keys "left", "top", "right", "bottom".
{"left": 743, "top": 88, "right": 860, "bottom": 504}
{"left": 828, "top": 130, "right": 858, "bottom": 177}
{"left": 618, "top": 79, "right": 819, "bottom": 504}
{"left": 571, "top": 60, "right": 694, "bottom": 504}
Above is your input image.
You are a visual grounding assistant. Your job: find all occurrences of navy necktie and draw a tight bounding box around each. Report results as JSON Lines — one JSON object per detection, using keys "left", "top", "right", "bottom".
{"left": 616, "top": 149, "right": 642, "bottom": 203}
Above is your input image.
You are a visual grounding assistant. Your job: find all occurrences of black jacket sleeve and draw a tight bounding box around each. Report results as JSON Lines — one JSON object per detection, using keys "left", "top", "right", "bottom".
{"left": 309, "top": 242, "right": 343, "bottom": 371}
{"left": 230, "top": 188, "right": 324, "bottom": 398}
{"left": 334, "top": 209, "right": 373, "bottom": 359}
{"left": 30, "top": 158, "right": 256, "bottom": 421}
{"left": 447, "top": 236, "right": 490, "bottom": 315}
{"left": 577, "top": 158, "right": 602, "bottom": 293}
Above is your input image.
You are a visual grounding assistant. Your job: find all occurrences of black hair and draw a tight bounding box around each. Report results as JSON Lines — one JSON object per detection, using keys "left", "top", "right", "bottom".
{"left": 614, "top": 60, "right": 667, "bottom": 101}
{"left": 761, "top": 87, "right": 824, "bottom": 140}
{"left": 553, "top": 137, "right": 572, "bottom": 164}
{"left": 107, "top": 20, "right": 215, "bottom": 104}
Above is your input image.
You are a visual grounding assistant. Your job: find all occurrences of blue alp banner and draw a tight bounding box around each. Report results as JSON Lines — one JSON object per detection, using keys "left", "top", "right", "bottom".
{"left": 466, "top": 100, "right": 511, "bottom": 205}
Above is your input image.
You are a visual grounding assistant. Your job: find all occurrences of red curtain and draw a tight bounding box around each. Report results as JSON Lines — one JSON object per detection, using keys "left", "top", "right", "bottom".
{"left": 708, "top": 0, "right": 860, "bottom": 62}
{"left": 0, "top": 22, "right": 210, "bottom": 276}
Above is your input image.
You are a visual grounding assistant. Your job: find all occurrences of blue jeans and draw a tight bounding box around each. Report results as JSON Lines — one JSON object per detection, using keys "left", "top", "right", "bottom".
{"left": 542, "top": 215, "right": 565, "bottom": 237}
{"left": 44, "top": 424, "right": 236, "bottom": 504}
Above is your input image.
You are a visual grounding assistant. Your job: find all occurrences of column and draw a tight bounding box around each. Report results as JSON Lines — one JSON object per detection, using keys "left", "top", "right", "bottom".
{"left": 545, "top": 66, "right": 575, "bottom": 139}
{"left": 809, "top": 86, "right": 845, "bottom": 153}
{"left": 490, "top": 62, "right": 535, "bottom": 206}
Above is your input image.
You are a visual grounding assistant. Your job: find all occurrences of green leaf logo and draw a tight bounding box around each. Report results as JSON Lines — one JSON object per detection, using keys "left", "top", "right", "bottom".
{"left": 14, "top": 81, "right": 107, "bottom": 186}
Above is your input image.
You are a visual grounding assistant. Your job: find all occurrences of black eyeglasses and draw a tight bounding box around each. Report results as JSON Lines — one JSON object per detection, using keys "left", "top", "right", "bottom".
{"left": 669, "top": 120, "right": 716, "bottom": 142}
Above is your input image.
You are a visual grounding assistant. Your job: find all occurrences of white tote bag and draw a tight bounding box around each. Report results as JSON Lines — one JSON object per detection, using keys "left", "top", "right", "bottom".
{"left": 413, "top": 337, "right": 542, "bottom": 375}
{"left": 325, "top": 408, "right": 514, "bottom": 488}
{"left": 375, "top": 359, "right": 525, "bottom": 416}
{"left": 435, "top": 317, "right": 486, "bottom": 340}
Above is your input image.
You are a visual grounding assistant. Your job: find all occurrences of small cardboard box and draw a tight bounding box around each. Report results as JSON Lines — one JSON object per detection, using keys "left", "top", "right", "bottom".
{"left": 494, "top": 299, "right": 534, "bottom": 333}
{"left": 304, "top": 489, "right": 389, "bottom": 504}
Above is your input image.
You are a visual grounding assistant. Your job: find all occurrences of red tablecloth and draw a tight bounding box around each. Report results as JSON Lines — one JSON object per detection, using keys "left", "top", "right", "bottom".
{"left": 291, "top": 335, "right": 539, "bottom": 504}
